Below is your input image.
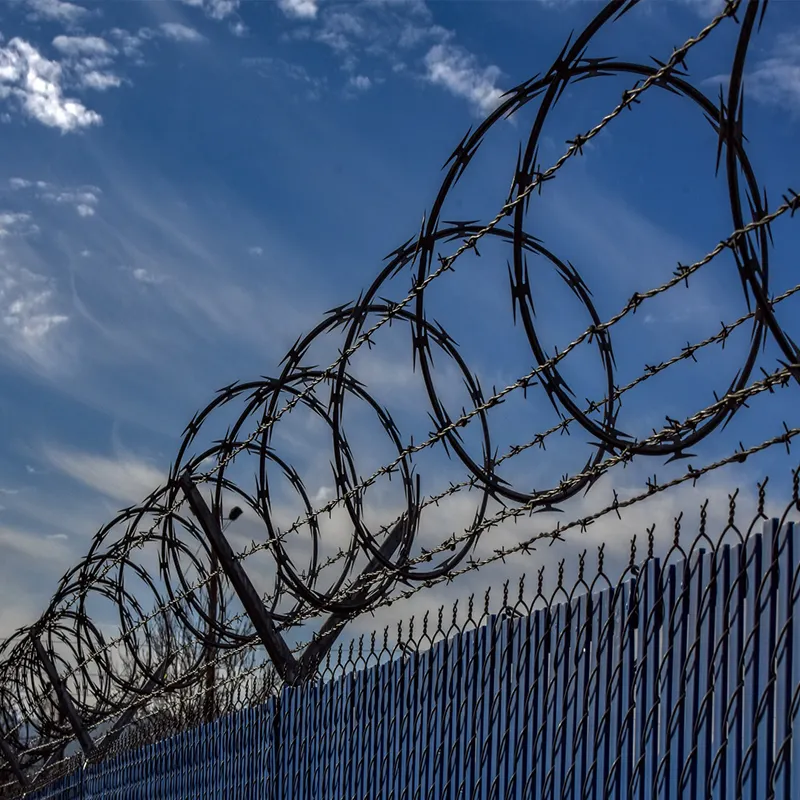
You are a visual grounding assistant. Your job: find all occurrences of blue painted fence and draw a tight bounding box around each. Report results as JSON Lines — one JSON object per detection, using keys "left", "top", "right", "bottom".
{"left": 26, "top": 520, "right": 800, "bottom": 799}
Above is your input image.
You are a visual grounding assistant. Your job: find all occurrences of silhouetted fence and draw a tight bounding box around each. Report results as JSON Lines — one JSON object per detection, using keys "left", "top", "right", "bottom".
{"left": 23, "top": 517, "right": 799, "bottom": 799}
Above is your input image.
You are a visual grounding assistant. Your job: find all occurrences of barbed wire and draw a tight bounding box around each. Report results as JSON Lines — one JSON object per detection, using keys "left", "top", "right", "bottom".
{"left": 3, "top": 260, "right": 795, "bottom": 789}
{"left": 2, "top": 0, "right": 800, "bottom": 786}
{"left": 22, "top": 0, "right": 754, "bottom": 633}
{"left": 2, "top": 114, "right": 787, "bottom": 753}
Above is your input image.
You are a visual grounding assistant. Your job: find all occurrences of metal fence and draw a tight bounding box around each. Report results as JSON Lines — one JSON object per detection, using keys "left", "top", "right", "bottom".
{"left": 24, "top": 514, "right": 799, "bottom": 799}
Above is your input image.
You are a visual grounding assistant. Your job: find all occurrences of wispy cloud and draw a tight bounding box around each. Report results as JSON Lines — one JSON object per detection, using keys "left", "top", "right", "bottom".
{"left": 51, "top": 34, "right": 122, "bottom": 91}
{"left": 243, "top": 56, "right": 328, "bottom": 100}
{"left": 423, "top": 43, "right": 504, "bottom": 117}
{"left": 677, "top": 0, "right": 727, "bottom": 16}
{"left": 0, "top": 260, "right": 70, "bottom": 368}
{"left": 9, "top": 177, "right": 102, "bottom": 217}
{"left": 273, "top": 0, "right": 504, "bottom": 112}
{"left": 348, "top": 74, "right": 372, "bottom": 92}
{"left": 108, "top": 27, "right": 151, "bottom": 61}
{"left": 705, "top": 29, "right": 800, "bottom": 115}
{"left": 43, "top": 188, "right": 101, "bottom": 216}
{"left": 178, "top": 0, "right": 240, "bottom": 21}
{"left": 52, "top": 35, "right": 116, "bottom": 59}
{"left": 159, "top": 22, "right": 207, "bottom": 43}
{"left": 23, "top": 0, "right": 88, "bottom": 24}
{"left": 43, "top": 446, "right": 165, "bottom": 506}
{"left": 745, "top": 31, "right": 800, "bottom": 114}
{"left": 0, "top": 524, "right": 74, "bottom": 565}
{"left": 0, "top": 212, "right": 38, "bottom": 237}
{"left": 131, "top": 266, "right": 166, "bottom": 285}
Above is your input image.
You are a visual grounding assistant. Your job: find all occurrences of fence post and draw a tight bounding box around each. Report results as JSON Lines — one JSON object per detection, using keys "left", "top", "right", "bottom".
{"left": 31, "top": 635, "right": 95, "bottom": 758}
{"left": 178, "top": 473, "right": 300, "bottom": 686}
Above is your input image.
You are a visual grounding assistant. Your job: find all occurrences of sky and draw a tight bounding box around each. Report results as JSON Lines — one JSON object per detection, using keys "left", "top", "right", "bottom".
{"left": 0, "top": 0, "right": 799, "bottom": 660}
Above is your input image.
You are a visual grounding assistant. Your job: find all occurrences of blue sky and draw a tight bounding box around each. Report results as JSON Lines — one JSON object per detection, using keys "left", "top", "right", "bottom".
{"left": 0, "top": 0, "right": 799, "bottom": 645}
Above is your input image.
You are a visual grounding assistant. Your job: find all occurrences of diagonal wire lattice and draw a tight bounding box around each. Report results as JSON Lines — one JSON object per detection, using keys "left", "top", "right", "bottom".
{"left": 1, "top": 0, "right": 800, "bottom": 793}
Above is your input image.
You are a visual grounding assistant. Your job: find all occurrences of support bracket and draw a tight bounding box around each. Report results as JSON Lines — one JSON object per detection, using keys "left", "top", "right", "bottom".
{"left": 297, "top": 518, "right": 405, "bottom": 681}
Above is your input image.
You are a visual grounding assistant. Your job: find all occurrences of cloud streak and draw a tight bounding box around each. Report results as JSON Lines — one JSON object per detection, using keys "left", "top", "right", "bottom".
{"left": 44, "top": 446, "right": 165, "bottom": 506}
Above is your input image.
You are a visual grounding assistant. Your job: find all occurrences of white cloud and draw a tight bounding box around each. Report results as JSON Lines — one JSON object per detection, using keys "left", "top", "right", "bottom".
{"left": 0, "top": 212, "right": 37, "bottom": 237}
{"left": 423, "top": 43, "right": 504, "bottom": 116}
{"left": 348, "top": 74, "right": 372, "bottom": 91}
{"left": 0, "top": 525, "right": 73, "bottom": 564}
{"left": 315, "top": 8, "right": 366, "bottom": 54}
{"left": 706, "top": 31, "right": 800, "bottom": 115}
{"left": 24, "top": 0, "right": 88, "bottom": 24}
{"left": 159, "top": 23, "right": 206, "bottom": 43}
{"left": 230, "top": 20, "right": 248, "bottom": 37}
{"left": 132, "top": 267, "right": 166, "bottom": 285}
{"left": 8, "top": 178, "right": 101, "bottom": 216}
{"left": 279, "top": 0, "right": 319, "bottom": 20}
{"left": 178, "top": 0, "right": 240, "bottom": 21}
{"left": 677, "top": 0, "right": 727, "bottom": 15}
{"left": 79, "top": 70, "right": 122, "bottom": 91}
{"left": 248, "top": 245, "right": 264, "bottom": 256}
{"left": 52, "top": 36, "right": 116, "bottom": 58}
{"left": 44, "top": 447, "right": 165, "bottom": 506}
{"left": 40, "top": 185, "right": 101, "bottom": 215}
{"left": 108, "top": 27, "right": 151, "bottom": 60}
{"left": 50, "top": 35, "right": 123, "bottom": 93}
{"left": 0, "top": 38, "right": 102, "bottom": 132}
{"left": 244, "top": 56, "right": 327, "bottom": 99}
{"left": 278, "top": 1, "right": 502, "bottom": 111}
{"left": 398, "top": 22, "right": 452, "bottom": 50}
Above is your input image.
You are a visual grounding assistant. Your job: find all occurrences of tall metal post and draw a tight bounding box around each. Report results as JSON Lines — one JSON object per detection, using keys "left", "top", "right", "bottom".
{"left": 179, "top": 473, "right": 301, "bottom": 686}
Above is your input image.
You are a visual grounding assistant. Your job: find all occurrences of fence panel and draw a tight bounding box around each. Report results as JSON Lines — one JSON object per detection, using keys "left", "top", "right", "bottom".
{"left": 18, "top": 522, "right": 800, "bottom": 800}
